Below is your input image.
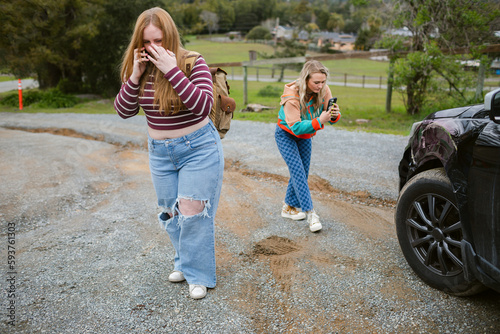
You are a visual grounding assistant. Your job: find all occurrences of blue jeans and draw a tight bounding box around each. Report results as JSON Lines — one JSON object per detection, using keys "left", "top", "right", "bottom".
{"left": 148, "top": 122, "right": 224, "bottom": 288}
{"left": 275, "top": 125, "right": 313, "bottom": 212}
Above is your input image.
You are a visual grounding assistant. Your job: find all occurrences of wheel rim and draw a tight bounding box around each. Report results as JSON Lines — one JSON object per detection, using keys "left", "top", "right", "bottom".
{"left": 405, "top": 193, "right": 463, "bottom": 276}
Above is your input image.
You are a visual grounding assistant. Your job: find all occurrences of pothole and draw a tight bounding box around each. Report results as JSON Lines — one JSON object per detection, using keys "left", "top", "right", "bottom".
{"left": 253, "top": 236, "right": 300, "bottom": 256}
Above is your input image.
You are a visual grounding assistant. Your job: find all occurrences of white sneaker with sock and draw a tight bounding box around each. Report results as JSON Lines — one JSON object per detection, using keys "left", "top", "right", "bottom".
{"left": 307, "top": 210, "right": 322, "bottom": 232}
{"left": 168, "top": 271, "right": 185, "bottom": 282}
{"left": 189, "top": 284, "right": 207, "bottom": 299}
{"left": 281, "top": 204, "right": 306, "bottom": 220}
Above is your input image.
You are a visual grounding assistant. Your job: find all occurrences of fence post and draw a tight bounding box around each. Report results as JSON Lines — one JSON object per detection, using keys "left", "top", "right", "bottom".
{"left": 344, "top": 73, "right": 347, "bottom": 86}
{"left": 362, "top": 75, "right": 365, "bottom": 88}
{"left": 243, "top": 65, "right": 248, "bottom": 105}
{"left": 474, "top": 57, "right": 486, "bottom": 102}
{"left": 386, "top": 57, "right": 395, "bottom": 113}
{"left": 18, "top": 79, "right": 23, "bottom": 110}
{"left": 379, "top": 76, "right": 382, "bottom": 89}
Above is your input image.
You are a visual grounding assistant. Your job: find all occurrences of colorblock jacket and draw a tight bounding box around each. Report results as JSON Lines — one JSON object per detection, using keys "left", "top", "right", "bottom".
{"left": 278, "top": 81, "right": 341, "bottom": 139}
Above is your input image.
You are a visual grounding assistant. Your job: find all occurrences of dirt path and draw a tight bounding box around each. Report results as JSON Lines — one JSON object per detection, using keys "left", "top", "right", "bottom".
{"left": 1, "top": 115, "right": 499, "bottom": 333}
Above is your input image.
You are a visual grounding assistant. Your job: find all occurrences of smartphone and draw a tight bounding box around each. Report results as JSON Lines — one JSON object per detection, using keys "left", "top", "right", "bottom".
{"left": 327, "top": 97, "right": 338, "bottom": 121}
{"left": 327, "top": 97, "right": 337, "bottom": 111}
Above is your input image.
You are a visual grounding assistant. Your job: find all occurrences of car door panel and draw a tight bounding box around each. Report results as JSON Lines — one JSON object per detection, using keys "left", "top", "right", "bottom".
{"left": 468, "top": 122, "right": 500, "bottom": 267}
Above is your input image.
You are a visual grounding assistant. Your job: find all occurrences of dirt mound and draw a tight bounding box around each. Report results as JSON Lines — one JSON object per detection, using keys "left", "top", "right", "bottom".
{"left": 253, "top": 236, "right": 301, "bottom": 256}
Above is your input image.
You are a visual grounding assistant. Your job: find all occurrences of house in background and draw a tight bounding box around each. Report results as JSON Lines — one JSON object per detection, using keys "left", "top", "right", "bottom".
{"left": 272, "top": 25, "right": 356, "bottom": 51}
{"left": 313, "top": 31, "right": 356, "bottom": 51}
{"left": 226, "top": 31, "right": 242, "bottom": 40}
{"left": 272, "top": 25, "right": 295, "bottom": 41}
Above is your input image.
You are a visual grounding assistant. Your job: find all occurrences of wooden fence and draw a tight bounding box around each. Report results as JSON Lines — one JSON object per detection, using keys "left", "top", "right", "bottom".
{"left": 223, "top": 66, "right": 389, "bottom": 89}
{"left": 224, "top": 66, "right": 499, "bottom": 90}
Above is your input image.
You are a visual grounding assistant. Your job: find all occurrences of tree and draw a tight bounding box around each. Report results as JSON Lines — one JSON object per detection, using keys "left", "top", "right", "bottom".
{"left": 341, "top": 0, "right": 375, "bottom": 34}
{"left": 167, "top": 0, "right": 204, "bottom": 35}
{"left": 233, "top": 0, "right": 276, "bottom": 32}
{"left": 389, "top": 0, "right": 500, "bottom": 115}
{"left": 202, "top": 0, "right": 235, "bottom": 33}
{"left": 80, "top": 0, "right": 158, "bottom": 96}
{"left": 233, "top": 0, "right": 261, "bottom": 33}
{"left": 290, "top": 0, "right": 313, "bottom": 30}
{"left": 314, "top": 8, "right": 331, "bottom": 31}
{"left": 0, "top": 0, "right": 103, "bottom": 89}
{"left": 0, "top": 0, "right": 157, "bottom": 95}
{"left": 200, "top": 10, "right": 219, "bottom": 35}
{"left": 246, "top": 26, "right": 272, "bottom": 40}
{"left": 327, "top": 13, "right": 345, "bottom": 32}
{"left": 304, "top": 23, "right": 319, "bottom": 39}
{"left": 274, "top": 1, "right": 295, "bottom": 26}
{"left": 354, "top": 14, "right": 382, "bottom": 50}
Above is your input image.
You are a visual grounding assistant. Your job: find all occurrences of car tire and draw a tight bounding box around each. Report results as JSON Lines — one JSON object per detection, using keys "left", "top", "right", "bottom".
{"left": 395, "top": 168, "right": 486, "bottom": 296}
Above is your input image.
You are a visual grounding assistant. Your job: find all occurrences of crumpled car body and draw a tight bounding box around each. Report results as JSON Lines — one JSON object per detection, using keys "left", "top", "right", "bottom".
{"left": 397, "top": 95, "right": 500, "bottom": 295}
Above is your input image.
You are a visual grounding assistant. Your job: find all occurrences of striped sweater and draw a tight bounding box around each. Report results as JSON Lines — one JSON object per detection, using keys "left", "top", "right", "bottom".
{"left": 114, "top": 56, "right": 214, "bottom": 130}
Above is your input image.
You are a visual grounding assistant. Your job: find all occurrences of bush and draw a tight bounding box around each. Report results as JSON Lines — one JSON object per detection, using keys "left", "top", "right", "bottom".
{"left": 257, "top": 85, "right": 282, "bottom": 98}
{"left": 0, "top": 91, "right": 43, "bottom": 107}
{"left": 246, "top": 26, "right": 272, "bottom": 40}
{"left": 0, "top": 89, "right": 78, "bottom": 108}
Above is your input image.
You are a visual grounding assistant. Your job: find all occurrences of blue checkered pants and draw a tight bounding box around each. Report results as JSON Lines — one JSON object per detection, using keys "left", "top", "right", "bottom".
{"left": 275, "top": 125, "right": 313, "bottom": 212}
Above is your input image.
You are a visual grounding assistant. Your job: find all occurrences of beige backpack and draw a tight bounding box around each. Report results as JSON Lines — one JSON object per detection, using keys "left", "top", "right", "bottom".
{"left": 183, "top": 51, "right": 235, "bottom": 139}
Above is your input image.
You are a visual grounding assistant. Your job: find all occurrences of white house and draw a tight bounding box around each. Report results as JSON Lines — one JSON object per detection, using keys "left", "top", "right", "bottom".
{"left": 272, "top": 25, "right": 295, "bottom": 40}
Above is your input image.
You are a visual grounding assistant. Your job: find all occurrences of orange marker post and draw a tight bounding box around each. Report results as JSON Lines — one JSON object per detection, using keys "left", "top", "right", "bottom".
{"left": 18, "top": 79, "right": 23, "bottom": 110}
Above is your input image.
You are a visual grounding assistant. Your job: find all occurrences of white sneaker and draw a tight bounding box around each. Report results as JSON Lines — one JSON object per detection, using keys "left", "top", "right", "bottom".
{"left": 281, "top": 204, "right": 306, "bottom": 220}
{"left": 168, "top": 271, "right": 185, "bottom": 282}
{"left": 307, "top": 211, "right": 322, "bottom": 232}
{"left": 189, "top": 284, "right": 207, "bottom": 299}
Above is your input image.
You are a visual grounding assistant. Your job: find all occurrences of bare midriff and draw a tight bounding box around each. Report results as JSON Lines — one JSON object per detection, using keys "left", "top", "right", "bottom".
{"left": 147, "top": 117, "right": 209, "bottom": 139}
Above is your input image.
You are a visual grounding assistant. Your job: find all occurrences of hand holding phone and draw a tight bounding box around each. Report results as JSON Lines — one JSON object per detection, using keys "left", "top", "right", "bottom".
{"left": 327, "top": 97, "right": 338, "bottom": 121}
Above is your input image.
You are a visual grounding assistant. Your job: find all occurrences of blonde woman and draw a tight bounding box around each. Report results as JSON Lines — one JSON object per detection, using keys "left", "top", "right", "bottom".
{"left": 275, "top": 60, "right": 341, "bottom": 232}
{"left": 114, "top": 7, "right": 223, "bottom": 300}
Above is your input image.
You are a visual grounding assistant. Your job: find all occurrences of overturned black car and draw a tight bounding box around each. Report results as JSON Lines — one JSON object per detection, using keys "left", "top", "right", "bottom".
{"left": 396, "top": 88, "right": 500, "bottom": 296}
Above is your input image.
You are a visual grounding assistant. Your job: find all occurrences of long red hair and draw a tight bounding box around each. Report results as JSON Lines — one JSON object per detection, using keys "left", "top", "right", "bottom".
{"left": 119, "top": 7, "right": 188, "bottom": 114}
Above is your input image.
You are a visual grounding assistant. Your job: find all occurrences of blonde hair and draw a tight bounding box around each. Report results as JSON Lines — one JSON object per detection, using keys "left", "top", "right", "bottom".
{"left": 119, "top": 7, "right": 188, "bottom": 114}
{"left": 296, "top": 60, "right": 329, "bottom": 114}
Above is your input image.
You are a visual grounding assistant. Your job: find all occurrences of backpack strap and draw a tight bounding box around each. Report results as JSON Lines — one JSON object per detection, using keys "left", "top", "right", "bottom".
{"left": 183, "top": 51, "right": 200, "bottom": 77}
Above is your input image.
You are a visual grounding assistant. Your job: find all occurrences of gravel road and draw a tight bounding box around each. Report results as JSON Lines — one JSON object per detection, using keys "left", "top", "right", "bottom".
{"left": 0, "top": 112, "right": 405, "bottom": 200}
{"left": 1, "top": 112, "right": 498, "bottom": 333}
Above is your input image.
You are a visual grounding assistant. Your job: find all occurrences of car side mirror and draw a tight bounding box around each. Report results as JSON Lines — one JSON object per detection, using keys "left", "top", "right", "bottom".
{"left": 485, "top": 88, "right": 500, "bottom": 124}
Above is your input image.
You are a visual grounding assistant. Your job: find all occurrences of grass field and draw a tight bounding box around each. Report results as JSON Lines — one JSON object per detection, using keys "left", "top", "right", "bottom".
{"left": 0, "top": 75, "right": 16, "bottom": 82}
{"left": 185, "top": 36, "right": 389, "bottom": 75}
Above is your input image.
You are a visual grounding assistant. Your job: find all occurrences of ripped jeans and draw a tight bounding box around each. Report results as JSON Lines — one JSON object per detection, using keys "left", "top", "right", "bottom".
{"left": 148, "top": 121, "right": 224, "bottom": 288}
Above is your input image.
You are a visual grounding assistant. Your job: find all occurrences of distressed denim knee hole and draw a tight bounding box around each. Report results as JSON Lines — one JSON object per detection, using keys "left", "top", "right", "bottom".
{"left": 178, "top": 197, "right": 210, "bottom": 217}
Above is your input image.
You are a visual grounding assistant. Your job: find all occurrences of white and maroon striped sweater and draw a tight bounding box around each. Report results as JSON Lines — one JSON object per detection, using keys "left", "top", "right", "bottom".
{"left": 114, "top": 56, "right": 214, "bottom": 130}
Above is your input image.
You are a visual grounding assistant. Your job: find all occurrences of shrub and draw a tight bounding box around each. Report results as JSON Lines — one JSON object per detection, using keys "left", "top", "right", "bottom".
{"left": 0, "top": 89, "right": 78, "bottom": 108}
{"left": 1, "top": 91, "right": 43, "bottom": 107}
{"left": 246, "top": 26, "right": 272, "bottom": 40}
{"left": 257, "top": 85, "right": 282, "bottom": 98}
{"left": 34, "top": 89, "right": 78, "bottom": 108}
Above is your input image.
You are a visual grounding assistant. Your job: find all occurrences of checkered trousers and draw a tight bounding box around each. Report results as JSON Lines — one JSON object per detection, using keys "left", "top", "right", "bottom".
{"left": 274, "top": 125, "right": 313, "bottom": 212}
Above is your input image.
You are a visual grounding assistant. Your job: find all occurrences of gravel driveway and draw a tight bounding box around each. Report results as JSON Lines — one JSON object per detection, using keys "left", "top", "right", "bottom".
{"left": 1, "top": 112, "right": 498, "bottom": 333}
